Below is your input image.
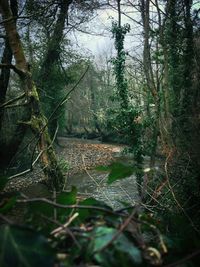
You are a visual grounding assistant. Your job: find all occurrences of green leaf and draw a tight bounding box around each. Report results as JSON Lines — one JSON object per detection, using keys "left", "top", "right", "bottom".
{"left": 115, "top": 234, "right": 142, "bottom": 264}
{"left": 92, "top": 226, "right": 116, "bottom": 251}
{"left": 95, "top": 165, "right": 110, "bottom": 172}
{"left": 28, "top": 201, "right": 54, "bottom": 218}
{"left": 56, "top": 187, "right": 77, "bottom": 222}
{"left": 107, "top": 162, "right": 135, "bottom": 184}
{"left": 89, "top": 226, "right": 142, "bottom": 266}
{"left": 0, "top": 225, "right": 55, "bottom": 267}
{"left": 57, "top": 186, "right": 77, "bottom": 205}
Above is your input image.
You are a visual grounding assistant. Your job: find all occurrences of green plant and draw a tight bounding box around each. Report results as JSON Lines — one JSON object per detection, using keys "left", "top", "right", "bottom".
{"left": 57, "top": 158, "right": 70, "bottom": 174}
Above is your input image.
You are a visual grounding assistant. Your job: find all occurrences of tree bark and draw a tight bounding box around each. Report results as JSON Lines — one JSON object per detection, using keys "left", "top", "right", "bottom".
{"left": 0, "top": 0, "right": 29, "bottom": 167}
{"left": 0, "top": 0, "right": 17, "bottom": 130}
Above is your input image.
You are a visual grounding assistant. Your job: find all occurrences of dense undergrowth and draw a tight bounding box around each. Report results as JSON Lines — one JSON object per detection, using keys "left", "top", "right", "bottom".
{"left": 0, "top": 162, "right": 200, "bottom": 267}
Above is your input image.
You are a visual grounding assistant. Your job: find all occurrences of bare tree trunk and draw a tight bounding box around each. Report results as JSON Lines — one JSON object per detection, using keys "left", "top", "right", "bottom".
{"left": 0, "top": 0, "right": 64, "bottom": 190}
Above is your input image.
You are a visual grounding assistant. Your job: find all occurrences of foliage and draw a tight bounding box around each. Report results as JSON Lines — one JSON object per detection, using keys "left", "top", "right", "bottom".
{"left": 1, "top": 0, "right": 200, "bottom": 266}
{"left": 87, "top": 226, "right": 142, "bottom": 267}
{"left": 96, "top": 162, "right": 140, "bottom": 184}
{"left": 107, "top": 107, "right": 145, "bottom": 162}
{"left": 57, "top": 158, "right": 70, "bottom": 174}
{"left": 0, "top": 185, "right": 163, "bottom": 267}
{"left": 109, "top": 20, "right": 146, "bottom": 166}
{"left": 1, "top": 162, "right": 200, "bottom": 267}
{"left": 111, "top": 22, "right": 130, "bottom": 109}
{"left": 0, "top": 225, "right": 55, "bottom": 267}
{"left": 163, "top": 0, "right": 200, "bottom": 211}
{"left": 38, "top": 63, "right": 68, "bottom": 137}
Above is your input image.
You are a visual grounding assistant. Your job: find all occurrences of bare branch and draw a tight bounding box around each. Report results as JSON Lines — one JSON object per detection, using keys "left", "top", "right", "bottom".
{"left": 17, "top": 196, "right": 124, "bottom": 216}
{"left": 0, "top": 63, "right": 25, "bottom": 76}
{"left": 0, "top": 93, "right": 26, "bottom": 108}
{"left": 8, "top": 123, "right": 59, "bottom": 180}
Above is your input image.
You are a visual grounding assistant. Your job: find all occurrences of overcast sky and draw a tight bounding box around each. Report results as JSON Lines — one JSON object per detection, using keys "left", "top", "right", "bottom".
{"left": 69, "top": 4, "right": 142, "bottom": 60}
{"left": 69, "top": 0, "right": 200, "bottom": 61}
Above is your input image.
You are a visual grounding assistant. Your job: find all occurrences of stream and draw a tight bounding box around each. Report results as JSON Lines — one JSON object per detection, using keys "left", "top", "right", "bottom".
{"left": 28, "top": 138, "right": 139, "bottom": 209}
{"left": 2, "top": 138, "right": 161, "bottom": 222}
{"left": 66, "top": 166, "right": 139, "bottom": 210}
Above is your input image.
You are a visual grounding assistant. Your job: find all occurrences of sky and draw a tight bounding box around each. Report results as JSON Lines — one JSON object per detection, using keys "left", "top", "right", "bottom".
{"left": 69, "top": 4, "right": 142, "bottom": 60}
{"left": 70, "top": 0, "right": 200, "bottom": 60}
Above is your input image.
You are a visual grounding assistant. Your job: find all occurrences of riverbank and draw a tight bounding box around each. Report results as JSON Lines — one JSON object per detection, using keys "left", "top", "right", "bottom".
{"left": 3, "top": 137, "right": 126, "bottom": 193}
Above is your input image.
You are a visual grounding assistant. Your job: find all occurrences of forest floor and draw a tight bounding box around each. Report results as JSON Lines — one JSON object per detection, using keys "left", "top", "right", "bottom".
{"left": 4, "top": 137, "right": 126, "bottom": 193}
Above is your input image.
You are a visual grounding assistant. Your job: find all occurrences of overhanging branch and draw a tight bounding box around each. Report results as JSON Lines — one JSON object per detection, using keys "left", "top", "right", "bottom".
{"left": 0, "top": 63, "right": 25, "bottom": 76}
{"left": 0, "top": 93, "right": 26, "bottom": 109}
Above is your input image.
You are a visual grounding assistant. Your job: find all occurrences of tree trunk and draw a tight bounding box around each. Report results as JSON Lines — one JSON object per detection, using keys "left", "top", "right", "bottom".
{"left": 0, "top": 38, "right": 12, "bottom": 131}
{"left": 38, "top": 0, "right": 72, "bottom": 138}
{"left": 0, "top": 0, "right": 29, "bottom": 167}
{"left": 0, "top": 0, "right": 17, "bottom": 130}
{"left": 0, "top": 0, "right": 64, "bottom": 190}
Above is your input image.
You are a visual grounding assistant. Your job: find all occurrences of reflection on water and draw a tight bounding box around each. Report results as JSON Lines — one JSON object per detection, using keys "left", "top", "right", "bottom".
{"left": 66, "top": 169, "right": 139, "bottom": 210}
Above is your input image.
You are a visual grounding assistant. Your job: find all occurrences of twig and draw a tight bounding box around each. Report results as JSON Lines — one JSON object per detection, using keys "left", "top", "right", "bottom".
{"left": 7, "top": 65, "right": 89, "bottom": 171}
{"left": 17, "top": 196, "right": 123, "bottom": 216}
{"left": 0, "top": 214, "right": 14, "bottom": 224}
{"left": 29, "top": 121, "right": 59, "bottom": 171}
{"left": 8, "top": 122, "right": 59, "bottom": 181}
{"left": 59, "top": 65, "right": 89, "bottom": 106}
{"left": 0, "top": 93, "right": 25, "bottom": 108}
{"left": 41, "top": 214, "right": 81, "bottom": 248}
{"left": 51, "top": 212, "right": 79, "bottom": 237}
{"left": 164, "top": 151, "right": 200, "bottom": 233}
{"left": 0, "top": 63, "right": 25, "bottom": 76}
{"left": 94, "top": 207, "right": 139, "bottom": 253}
{"left": 8, "top": 150, "right": 43, "bottom": 180}
{"left": 0, "top": 102, "right": 28, "bottom": 109}
{"left": 81, "top": 155, "right": 113, "bottom": 207}
{"left": 118, "top": 183, "right": 136, "bottom": 206}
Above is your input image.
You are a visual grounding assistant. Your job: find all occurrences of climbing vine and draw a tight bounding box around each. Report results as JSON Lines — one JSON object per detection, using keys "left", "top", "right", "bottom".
{"left": 111, "top": 22, "right": 130, "bottom": 109}
{"left": 109, "top": 20, "right": 145, "bottom": 195}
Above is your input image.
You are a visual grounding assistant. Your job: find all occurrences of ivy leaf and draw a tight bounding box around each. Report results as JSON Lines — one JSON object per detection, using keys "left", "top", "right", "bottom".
{"left": 57, "top": 186, "right": 77, "bottom": 205}
{"left": 92, "top": 226, "right": 116, "bottom": 251}
{"left": 107, "top": 162, "right": 135, "bottom": 184}
{"left": 89, "top": 226, "right": 142, "bottom": 266}
{"left": 56, "top": 186, "right": 77, "bottom": 221}
{"left": 0, "top": 225, "right": 55, "bottom": 267}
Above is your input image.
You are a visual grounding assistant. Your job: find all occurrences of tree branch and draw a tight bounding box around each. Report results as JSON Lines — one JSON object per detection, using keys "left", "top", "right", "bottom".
{"left": 0, "top": 93, "right": 26, "bottom": 108}
{"left": 17, "top": 196, "right": 124, "bottom": 216}
{"left": 0, "top": 63, "right": 25, "bottom": 76}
